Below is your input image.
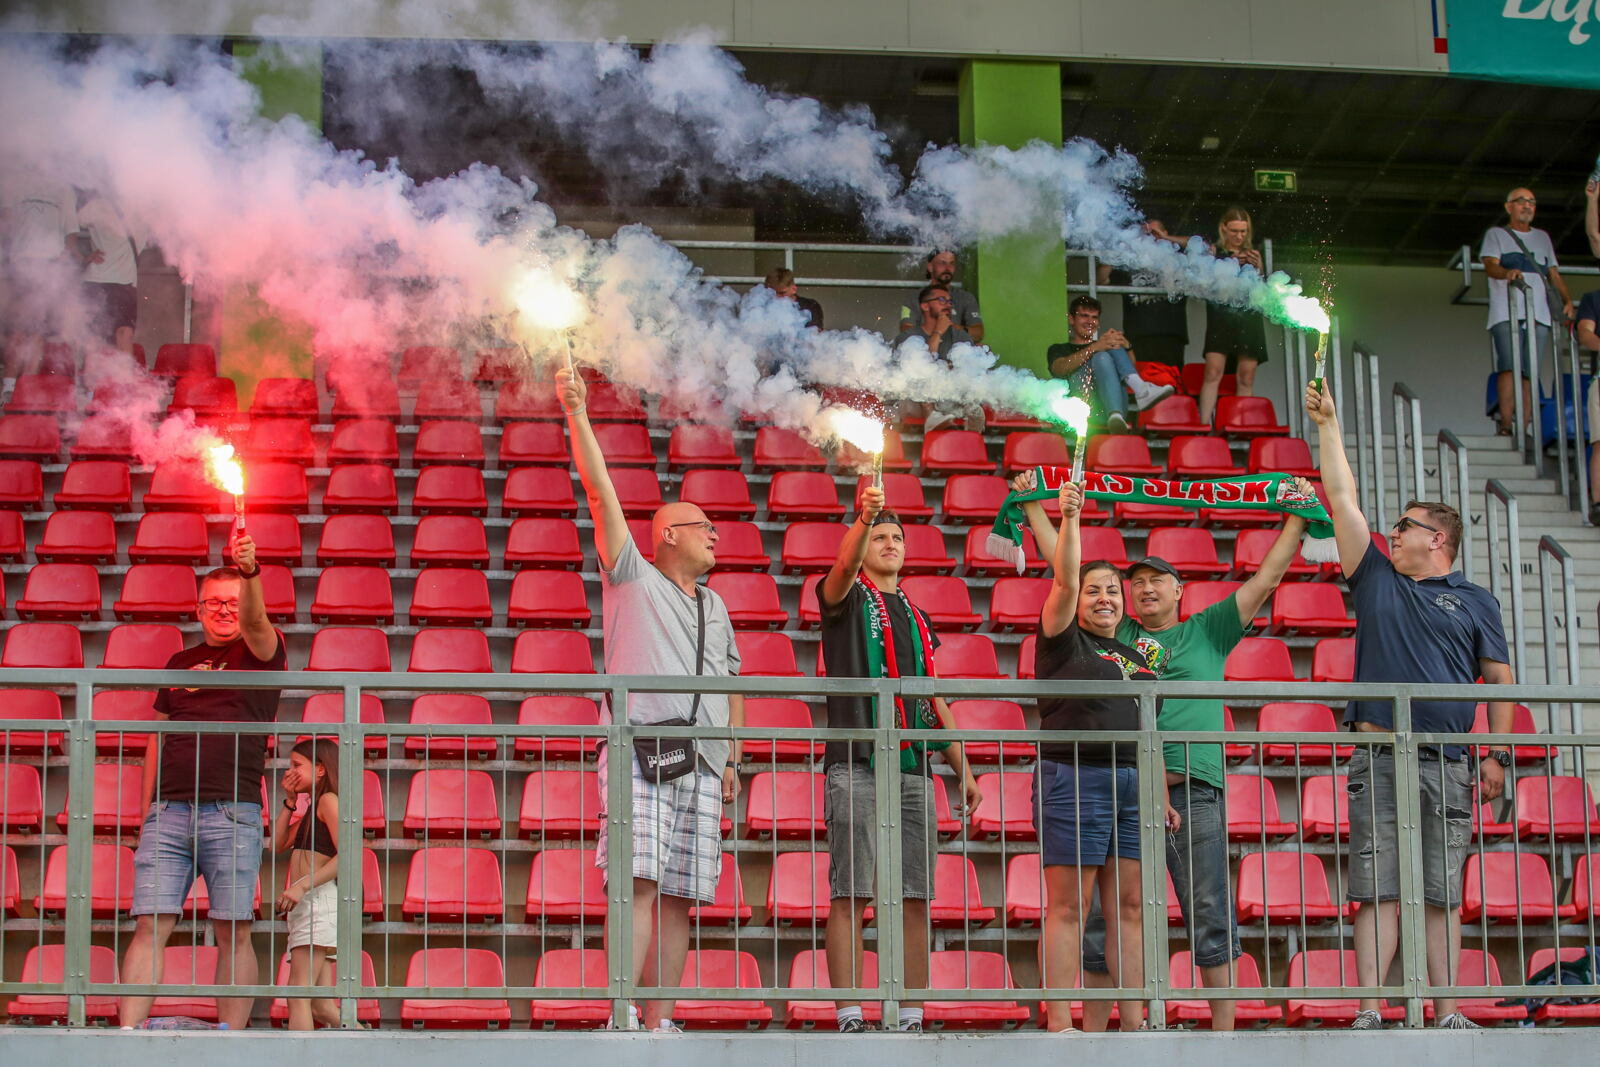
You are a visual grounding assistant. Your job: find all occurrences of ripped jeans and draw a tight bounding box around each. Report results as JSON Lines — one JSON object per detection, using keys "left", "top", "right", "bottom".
{"left": 1346, "top": 747, "right": 1473, "bottom": 909}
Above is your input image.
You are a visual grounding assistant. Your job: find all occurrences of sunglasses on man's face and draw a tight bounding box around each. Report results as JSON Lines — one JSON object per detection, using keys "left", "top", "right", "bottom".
{"left": 1391, "top": 516, "right": 1440, "bottom": 535}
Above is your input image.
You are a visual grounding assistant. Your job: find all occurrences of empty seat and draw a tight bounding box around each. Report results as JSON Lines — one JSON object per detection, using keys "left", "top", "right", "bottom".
{"left": 1461, "top": 851, "right": 1574, "bottom": 923}
{"left": 950, "top": 700, "right": 1031, "bottom": 763}
{"left": 297, "top": 692, "right": 389, "bottom": 758}
{"left": 412, "top": 420, "right": 487, "bottom": 466}
{"left": 400, "top": 948, "right": 512, "bottom": 1029}
{"left": 1299, "top": 774, "right": 1350, "bottom": 841}
{"left": 513, "top": 696, "right": 602, "bottom": 762}
{"left": 1571, "top": 854, "right": 1600, "bottom": 918}
{"left": 526, "top": 849, "right": 607, "bottom": 924}
{"left": 90, "top": 691, "right": 160, "bottom": 755}
{"left": 930, "top": 854, "right": 997, "bottom": 927}
{"left": 56, "top": 761, "right": 144, "bottom": 835}
{"left": 0, "top": 689, "right": 65, "bottom": 754}
{"left": 1223, "top": 636, "right": 1297, "bottom": 682}
{"left": 592, "top": 422, "right": 656, "bottom": 468}
{"left": 168, "top": 375, "right": 236, "bottom": 417}
{"left": 502, "top": 466, "right": 577, "bottom": 517}
{"left": 708, "top": 572, "right": 788, "bottom": 629}
{"left": 900, "top": 575, "right": 981, "bottom": 629}
{"left": 668, "top": 425, "right": 740, "bottom": 469}
{"left": 68, "top": 415, "right": 136, "bottom": 460}
{"left": 0, "top": 763, "right": 44, "bottom": 831}
{"left": 610, "top": 467, "right": 666, "bottom": 516}
{"left": 413, "top": 380, "right": 483, "bottom": 422}
{"left": 1145, "top": 527, "right": 1228, "bottom": 577}
{"left": 403, "top": 769, "right": 501, "bottom": 839}
{"left": 1248, "top": 436, "right": 1318, "bottom": 477}
{"left": 1141, "top": 394, "right": 1212, "bottom": 435}
{"left": 863, "top": 472, "right": 935, "bottom": 519}
{"left": 249, "top": 377, "right": 318, "bottom": 419}
{"left": 36, "top": 510, "right": 118, "bottom": 564}
{"left": 504, "top": 517, "right": 584, "bottom": 569}
{"left": 922, "top": 951, "right": 1032, "bottom": 1030}
{"left": 584, "top": 381, "right": 647, "bottom": 422}
{"left": 498, "top": 420, "right": 568, "bottom": 466}
{"left": 1166, "top": 951, "right": 1284, "bottom": 1028}
{"left": 898, "top": 523, "right": 957, "bottom": 574}
{"left": 1416, "top": 949, "right": 1526, "bottom": 1026}
{"left": 1224, "top": 774, "right": 1295, "bottom": 840}
{"left": 143, "top": 462, "right": 221, "bottom": 511}
{"left": 405, "top": 693, "right": 496, "bottom": 759}
{"left": 6, "top": 374, "right": 75, "bottom": 414}
{"left": 932, "top": 633, "right": 1002, "bottom": 679}
{"left": 397, "top": 345, "right": 462, "bottom": 383}
{"left": 527, "top": 948, "right": 611, "bottom": 1029}
{"left": 35, "top": 843, "right": 135, "bottom": 917}
{"left": 1514, "top": 775, "right": 1600, "bottom": 840}
{"left": 673, "top": 950, "right": 775, "bottom": 1030}
{"left": 743, "top": 771, "right": 825, "bottom": 839}
{"left": 519, "top": 770, "right": 602, "bottom": 839}
{"left": 1269, "top": 583, "right": 1355, "bottom": 636}
{"left": 780, "top": 522, "right": 845, "bottom": 573}
{"left": 1284, "top": 948, "right": 1405, "bottom": 1028}
{"left": 322, "top": 464, "right": 399, "bottom": 513}
{"left": 1087, "top": 434, "right": 1163, "bottom": 475}
{"left": 329, "top": 418, "right": 401, "bottom": 465}
{"left": 1471, "top": 702, "right": 1558, "bottom": 764}
{"left": 692, "top": 855, "right": 752, "bottom": 926}
{"left": 1232, "top": 527, "right": 1320, "bottom": 580}
{"left": 0, "top": 459, "right": 41, "bottom": 508}
{"left": 508, "top": 569, "right": 591, "bottom": 627}
{"left": 1310, "top": 636, "right": 1355, "bottom": 682}
{"left": 963, "top": 526, "right": 1045, "bottom": 575}
{"left": 766, "top": 471, "right": 843, "bottom": 520}
{"left": 1257, "top": 702, "right": 1352, "bottom": 763}
{"left": 329, "top": 370, "right": 402, "bottom": 421}
{"left": 113, "top": 564, "right": 198, "bottom": 621}
{"left": 153, "top": 342, "right": 217, "bottom": 377}
{"left": 739, "top": 697, "right": 819, "bottom": 761}
{"left": 1001, "top": 431, "right": 1070, "bottom": 473}
{"left": 753, "top": 427, "right": 828, "bottom": 471}
{"left": 735, "top": 632, "right": 803, "bottom": 679}
{"left": 494, "top": 379, "right": 563, "bottom": 421}
{"left": 0, "top": 415, "right": 60, "bottom": 461}
{"left": 6, "top": 944, "right": 121, "bottom": 1025}
{"left": 307, "top": 626, "right": 391, "bottom": 672}
{"left": 919, "top": 429, "right": 992, "bottom": 476}
{"left": 400, "top": 849, "right": 503, "bottom": 923}
{"left": 1168, "top": 435, "right": 1245, "bottom": 477}
{"left": 316, "top": 514, "right": 396, "bottom": 566}
{"left": 785, "top": 949, "right": 883, "bottom": 1029}
{"left": 970, "top": 772, "right": 1035, "bottom": 841}
{"left": 1236, "top": 852, "right": 1349, "bottom": 924}
{"left": 941, "top": 474, "right": 1008, "bottom": 524}
{"left": 17, "top": 562, "right": 101, "bottom": 620}
{"left": 0, "top": 509, "right": 24, "bottom": 561}
{"left": 57, "top": 461, "right": 124, "bottom": 510}
{"left": 128, "top": 512, "right": 209, "bottom": 565}
{"left": 1217, "top": 396, "right": 1289, "bottom": 437}
{"left": 678, "top": 469, "right": 756, "bottom": 520}
{"left": 767, "top": 851, "right": 831, "bottom": 926}
{"left": 512, "top": 630, "right": 595, "bottom": 673}
{"left": 413, "top": 466, "right": 488, "bottom": 515}
{"left": 410, "top": 567, "right": 493, "bottom": 626}
{"left": 0, "top": 843, "right": 18, "bottom": 914}
{"left": 2, "top": 623, "right": 83, "bottom": 669}
{"left": 988, "top": 576, "right": 1050, "bottom": 631}
{"left": 310, "top": 566, "right": 394, "bottom": 624}
{"left": 242, "top": 418, "right": 315, "bottom": 465}
{"left": 472, "top": 348, "right": 519, "bottom": 382}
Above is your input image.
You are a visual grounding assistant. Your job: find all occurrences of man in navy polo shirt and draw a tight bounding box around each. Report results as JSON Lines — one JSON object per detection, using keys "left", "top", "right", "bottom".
{"left": 1305, "top": 380, "right": 1514, "bottom": 1031}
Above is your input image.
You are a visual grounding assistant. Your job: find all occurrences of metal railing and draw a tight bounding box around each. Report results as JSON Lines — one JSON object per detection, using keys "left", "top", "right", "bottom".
{"left": 1391, "top": 382, "right": 1425, "bottom": 513}
{"left": 1485, "top": 479, "right": 1527, "bottom": 680}
{"left": 2, "top": 668, "right": 1598, "bottom": 1032}
{"left": 1437, "top": 429, "right": 1472, "bottom": 577}
{"left": 1537, "top": 537, "right": 1584, "bottom": 710}
{"left": 1350, "top": 346, "right": 1385, "bottom": 529}
{"left": 1447, "top": 245, "right": 1599, "bottom": 308}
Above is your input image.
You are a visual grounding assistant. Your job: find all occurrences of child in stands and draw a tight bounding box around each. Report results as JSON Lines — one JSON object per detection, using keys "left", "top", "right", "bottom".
{"left": 272, "top": 738, "right": 342, "bottom": 1030}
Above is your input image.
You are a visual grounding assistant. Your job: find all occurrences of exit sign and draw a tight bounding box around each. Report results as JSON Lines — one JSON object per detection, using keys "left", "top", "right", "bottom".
{"left": 1254, "top": 169, "right": 1298, "bottom": 193}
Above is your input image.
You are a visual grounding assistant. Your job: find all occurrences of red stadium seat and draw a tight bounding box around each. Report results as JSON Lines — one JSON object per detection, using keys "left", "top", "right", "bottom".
{"left": 168, "top": 376, "right": 235, "bottom": 417}
{"left": 502, "top": 466, "right": 578, "bottom": 517}
{"left": 1232, "top": 527, "right": 1319, "bottom": 580}
{"left": 322, "top": 463, "right": 400, "bottom": 514}
{"left": 127, "top": 512, "right": 208, "bottom": 565}
{"left": 56, "top": 761, "right": 143, "bottom": 835}
{"left": 1145, "top": 527, "right": 1227, "bottom": 578}
{"left": 296, "top": 692, "right": 389, "bottom": 758}
{"left": 767, "top": 852, "right": 831, "bottom": 926}
{"left": 3, "top": 623, "right": 83, "bottom": 669}
{"left": 36, "top": 843, "right": 134, "bottom": 917}
{"left": 316, "top": 514, "right": 396, "bottom": 567}
{"left": 940, "top": 475, "right": 1010, "bottom": 525}
{"left": 923, "top": 951, "right": 1032, "bottom": 1030}
{"left": 797, "top": 573, "right": 822, "bottom": 629}
{"left": 1, "top": 764, "right": 44, "bottom": 831}
{"left": 786, "top": 950, "right": 882, "bottom": 1029}
{"left": 311, "top": 566, "right": 395, "bottom": 624}
{"left": 584, "top": 381, "right": 647, "bottom": 422}
{"left": 1001, "top": 431, "right": 1070, "bottom": 473}
{"left": 146, "top": 945, "right": 222, "bottom": 1019}
{"left": 988, "top": 576, "right": 1049, "bottom": 631}
{"left": 767, "top": 471, "right": 843, "bottom": 521}
{"left": 1573, "top": 854, "right": 1600, "bottom": 918}
{"left": 1087, "top": 435, "right": 1163, "bottom": 476}
{"left": 1141, "top": 394, "right": 1213, "bottom": 436}
{"left": 679, "top": 468, "right": 755, "bottom": 520}
{"left": 1515, "top": 775, "right": 1600, "bottom": 840}
{"left": 899, "top": 523, "right": 957, "bottom": 574}
{"left": 17, "top": 562, "right": 101, "bottom": 620}
{"left": 932, "top": 633, "right": 1002, "bottom": 679}
{"left": 154, "top": 343, "right": 216, "bottom": 377}
{"left": 1216, "top": 397, "right": 1289, "bottom": 437}
{"left": 512, "top": 630, "right": 594, "bottom": 674}
{"left": 328, "top": 419, "right": 400, "bottom": 466}
{"left": 52, "top": 460, "right": 128, "bottom": 511}
{"left": 403, "top": 769, "right": 501, "bottom": 839}
{"left": 504, "top": 517, "right": 584, "bottom": 570}
{"left": 528, "top": 948, "right": 611, "bottom": 1029}
{"left": 68, "top": 414, "right": 137, "bottom": 461}
{"left": 413, "top": 420, "right": 486, "bottom": 466}
{"left": 1299, "top": 774, "right": 1351, "bottom": 841}
{"left": 398, "top": 345, "right": 462, "bottom": 384}
{"left": 1248, "top": 436, "right": 1318, "bottom": 477}
{"left": 90, "top": 689, "right": 161, "bottom": 755}
{"left": 673, "top": 950, "right": 774, "bottom": 1029}
{"left": 308, "top": 626, "right": 391, "bottom": 672}
{"left": 862, "top": 472, "right": 935, "bottom": 519}
{"left": 242, "top": 461, "right": 309, "bottom": 512}
{"left": 6, "top": 944, "right": 121, "bottom": 1025}
{"left": 1418, "top": 950, "right": 1526, "bottom": 1026}
{"left": 900, "top": 575, "right": 981, "bottom": 630}
{"left": 950, "top": 700, "right": 1030, "bottom": 763}
{"left": 0, "top": 415, "right": 60, "bottom": 461}
{"left": 1525, "top": 948, "right": 1600, "bottom": 1024}
{"left": 413, "top": 380, "right": 482, "bottom": 422}
{"left": 610, "top": 467, "right": 665, "bottom": 516}
{"left": 739, "top": 697, "right": 819, "bottom": 761}
{"left": 1166, "top": 951, "right": 1283, "bottom": 1028}
{"left": 1461, "top": 852, "right": 1574, "bottom": 924}
{"left": 0, "top": 689, "right": 64, "bottom": 754}
{"left": 779, "top": 522, "right": 845, "bottom": 573}
{"left": 413, "top": 466, "right": 488, "bottom": 515}
{"left": 410, "top": 567, "right": 493, "bottom": 626}
{"left": 921, "top": 430, "right": 992, "bottom": 475}
{"left": 400, "top": 848, "right": 502, "bottom": 923}
{"left": 1, "top": 844, "right": 18, "bottom": 915}
{"left": 1258, "top": 702, "right": 1352, "bottom": 763}
{"left": 36, "top": 510, "right": 117, "bottom": 564}
{"left": 735, "top": 632, "right": 803, "bottom": 679}
{"left": 929, "top": 854, "right": 997, "bottom": 927}
{"left": 692, "top": 855, "right": 752, "bottom": 926}
{"left": 708, "top": 572, "right": 788, "bottom": 629}
{"left": 1224, "top": 774, "right": 1295, "bottom": 840}
{"left": 1223, "top": 638, "right": 1296, "bottom": 683}
{"left": 249, "top": 377, "right": 317, "bottom": 419}
{"left": 513, "top": 696, "right": 602, "bottom": 762}
{"left": 593, "top": 422, "right": 657, "bottom": 467}
{"left": 508, "top": 569, "right": 591, "bottom": 627}
{"left": 494, "top": 379, "right": 563, "bottom": 421}
{"left": 1310, "top": 636, "right": 1354, "bottom": 682}
{"left": 0, "top": 458, "right": 44, "bottom": 510}
{"left": 400, "top": 948, "right": 512, "bottom": 1029}
{"left": 1471, "top": 702, "right": 1557, "bottom": 763}
{"left": 1180, "top": 364, "right": 1235, "bottom": 397}
{"left": 744, "top": 771, "right": 825, "bottom": 839}
{"left": 754, "top": 427, "right": 827, "bottom": 472}
{"left": 0, "top": 509, "right": 20, "bottom": 562}
{"left": 970, "top": 772, "right": 1034, "bottom": 841}
{"left": 668, "top": 425, "right": 740, "bottom": 470}
{"left": 963, "top": 525, "right": 1044, "bottom": 578}
{"left": 1167, "top": 435, "right": 1245, "bottom": 477}
{"left": 268, "top": 951, "right": 381, "bottom": 1028}
{"left": 6, "top": 374, "right": 75, "bottom": 414}
{"left": 499, "top": 421, "right": 570, "bottom": 468}
{"left": 405, "top": 693, "right": 496, "bottom": 759}
{"left": 1269, "top": 583, "right": 1355, "bottom": 636}
{"left": 1236, "top": 853, "right": 1350, "bottom": 924}
{"left": 1114, "top": 498, "right": 1192, "bottom": 526}
{"left": 409, "top": 627, "right": 493, "bottom": 673}
{"left": 143, "top": 461, "right": 221, "bottom": 512}
{"left": 519, "top": 770, "right": 602, "bottom": 839}
{"left": 243, "top": 418, "right": 315, "bottom": 465}
{"left": 526, "top": 850, "right": 607, "bottom": 924}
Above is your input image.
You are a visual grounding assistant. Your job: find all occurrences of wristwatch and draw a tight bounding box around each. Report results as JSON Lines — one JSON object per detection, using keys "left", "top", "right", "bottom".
{"left": 1486, "top": 749, "right": 1513, "bottom": 769}
{"left": 238, "top": 563, "right": 261, "bottom": 579}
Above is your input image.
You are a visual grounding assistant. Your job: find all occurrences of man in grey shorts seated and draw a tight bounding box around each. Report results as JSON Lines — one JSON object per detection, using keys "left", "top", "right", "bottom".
{"left": 817, "top": 483, "right": 981, "bottom": 1032}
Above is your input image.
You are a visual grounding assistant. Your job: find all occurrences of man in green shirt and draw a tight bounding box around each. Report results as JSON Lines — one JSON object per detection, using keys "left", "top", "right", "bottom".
{"left": 1020, "top": 478, "right": 1310, "bottom": 1030}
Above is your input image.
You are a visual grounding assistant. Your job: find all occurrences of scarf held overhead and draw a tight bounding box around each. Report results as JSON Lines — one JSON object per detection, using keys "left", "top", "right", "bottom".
{"left": 988, "top": 466, "right": 1340, "bottom": 575}
{"left": 857, "top": 574, "right": 948, "bottom": 772}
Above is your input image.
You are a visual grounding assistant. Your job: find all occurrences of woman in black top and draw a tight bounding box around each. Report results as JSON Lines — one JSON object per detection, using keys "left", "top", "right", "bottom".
{"left": 1199, "top": 206, "right": 1270, "bottom": 424}
{"left": 271, "top": 738, "right": 342, "bottom": 1030}
{"left": 1033, "top": 480, "right": 1177, "bottom": 1033}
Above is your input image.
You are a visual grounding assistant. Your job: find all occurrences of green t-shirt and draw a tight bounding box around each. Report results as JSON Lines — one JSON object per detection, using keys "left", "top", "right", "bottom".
{"left": 1116, "top": 593, "right": 1245, "bottom": 789}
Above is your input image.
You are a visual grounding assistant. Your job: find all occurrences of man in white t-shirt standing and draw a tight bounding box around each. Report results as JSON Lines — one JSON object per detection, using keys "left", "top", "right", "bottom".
{"left": 558, "top": 367, "right": 744, "bottom": 1033}
{"left": 73, "top": 188, "right": 143, "bottom": 355}
{"left": 1479, "top": 187, "right": 1574, "bottom": 436}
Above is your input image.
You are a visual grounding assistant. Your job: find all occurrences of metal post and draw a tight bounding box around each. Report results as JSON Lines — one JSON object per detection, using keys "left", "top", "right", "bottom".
{"left": 1329, "top": 315, "right": 1345, "bottom": 436}
{"left": 1391, "top": 384, "right": 1423, "bottom": 512}
{"left": 1368, "top": 351, "right": 1387, "bottom": 528}
{"left": 1086, "top": 253, "right": 1098, "bottom": 300}
{"left": 1293, "top": 331, "right": 1310, "bottom": 442}
{"left": 1485, "top": 480, "right": 1527, "bottom": 679}
{"left": 62, "top": 695, "right": 96, "bottom": 1027}
{"left": 605, "top": 687, "right": 635, "bottom": 1027}
{"left": 1388, "top": 694, "right": 1427, "bottom": 1027}
{"left": 1537, "top": 537, "right": 1582, "bottom": 724}
{"left": 877, "top": 678, "right": 905, "bottom": 1030}
{"left": 1351, "top": 346, "right": 1374, "bottom": 522}
{"left": 1553, "top": 326, "right": 1571, "bottom": 494}
{"left": 334, "top": 684, "right": 366, "bottom": 1027}
{"left": 1436, "top": 430, "right": 1472, "bottom": 578}
{"left": 1284, "top": 327, "right": 1301, "bottom": 440}
{"left": 1574, "top": 328, "right": 1593, "bottom": 523}
{"left": 1135, "top": 689, "right": 1167, "bottom": 1028}
{"left": 1509, "top": 285, "right": 1528, "bottom": 459}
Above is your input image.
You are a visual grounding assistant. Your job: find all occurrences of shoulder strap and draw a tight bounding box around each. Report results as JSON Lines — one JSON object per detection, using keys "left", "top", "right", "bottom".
{"left": 687, "top": 587, "right": 707, "bottom": 725}
{"left": 1500, "top": 226, "right": 1546, "bottom": 269}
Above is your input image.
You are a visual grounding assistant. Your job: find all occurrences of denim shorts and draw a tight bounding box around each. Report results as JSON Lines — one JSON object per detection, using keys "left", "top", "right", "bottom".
{"left": 824, "top": 762, "right": 936, "bottom": 900}
{"left": 1033, "top": 760, "right": 1141, "bottom": 867}
{"left": 1084, "top": 778, "right": 1240, "bottom": 972}
{"left": 132, "top": 800, "right": 263, "bottom": 920}
{"left": 1489, "top": 320, "right": 1553, "bottom": 377}
{"left": 1347, "top": 748, "right": 1473, "bottom": 909}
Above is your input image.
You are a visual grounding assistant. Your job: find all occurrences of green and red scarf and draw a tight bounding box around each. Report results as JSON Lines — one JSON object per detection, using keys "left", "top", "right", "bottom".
{"left": 857, "top": 573, "right": 948, "bottom": 770}
{"left": 989, "top": 466, "right": 1339, "bottom": 575}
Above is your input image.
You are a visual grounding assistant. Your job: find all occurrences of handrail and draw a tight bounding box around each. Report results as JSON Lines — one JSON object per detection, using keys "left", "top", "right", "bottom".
{"left": 1449, "top": 243, "right": 1600, "bottom": 307}
{"left": 1536, "top": 536, "right": 1582, "bottom": 720}
{"left": 1391, "top": 381, "right": 1425, "bottom": 513}
{"left": 1436, "top": 429, "right": 1472, "bottom": 578}
{"left": 1351, "top": 345, "right": 1384, "bottom": 529}
{"left": 1485, "top": 479, "right": 1527, "bottom": 679}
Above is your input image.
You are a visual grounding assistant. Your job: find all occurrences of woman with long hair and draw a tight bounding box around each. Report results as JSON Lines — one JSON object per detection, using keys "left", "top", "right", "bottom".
{"left": 271, "top": 737, "right": 342, "bottom": 1030}
{"left": 1199, "top": 207, "right": 1270, "bottom": 423}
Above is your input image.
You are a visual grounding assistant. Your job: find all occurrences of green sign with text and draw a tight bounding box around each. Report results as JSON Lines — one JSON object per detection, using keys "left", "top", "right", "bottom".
{"left": 1253, "top": 170, "right": 1298, "bottom": 193}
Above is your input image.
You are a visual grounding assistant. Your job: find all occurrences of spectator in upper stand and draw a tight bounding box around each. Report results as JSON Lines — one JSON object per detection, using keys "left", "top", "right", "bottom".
{"left": 559, "top": 366, "right": 744, "bottom": 1034}
{"left": 1585, "top": 177, "right": 1599, "bottom": 259}
{"left": 72, "top": 186, "right": 143, "bottom": 356}
{"left": 1097, "top": 219, "right": 1192, "bottom": 370}
{"left": 762, "top": 266, "right": 824, "bottom": 329}
{"left": 0, "top": 168, "right": 79, "bottom": 352}
{"left": 896, "top": 283, "right": 985, "bottom": 432}
{"left": 1481, "top": 187, "right": 1575, "bottom": 437}
{"left": 1199, "top": 207, "right": 1271, "bottom": 425}
{"left": 1576, "top": 286, "right": 1600, "bottom": 524}
{"left": 1305, "top": 379, "right": 1514, "bottom": 1032}
{"left": 817, "top": 484, "right": 981, "bottom": 1034}
{"left": 900, "top": 250, "right": 983, "bottom": 344}
{"left": 1046, "top": 295, "right": 1175, "bottom": 433}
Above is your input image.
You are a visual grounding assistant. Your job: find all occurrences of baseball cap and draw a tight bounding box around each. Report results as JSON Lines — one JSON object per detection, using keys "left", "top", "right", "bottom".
{"left": 1126, "top": 557, "right": 1182, "bottom": 581}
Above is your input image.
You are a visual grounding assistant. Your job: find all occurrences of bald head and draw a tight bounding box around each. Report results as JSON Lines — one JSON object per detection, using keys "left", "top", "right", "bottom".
{"left": 652, "top": 501, "right": 719, "bottom": 578}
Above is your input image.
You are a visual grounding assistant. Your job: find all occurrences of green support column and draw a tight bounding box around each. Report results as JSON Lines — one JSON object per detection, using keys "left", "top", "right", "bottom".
{"left": 220, "top": 41, "right": 323, "bottom": 402}
{"left": 959, "top": 60, "right": 1068, "bottom": 374}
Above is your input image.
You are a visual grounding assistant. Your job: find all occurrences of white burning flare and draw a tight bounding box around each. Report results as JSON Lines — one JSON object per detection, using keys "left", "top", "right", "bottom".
{"left": 1053, "top": 396, "right": 1091, "bottom": 483}
{"left": 826, "top": 407, "right": 886, "bottom": 487}
{"left": 203, "top": 440, "right": 246, "bottom": 530}
{"left": 512, "top": 268, "right": 587, "bottom": 369}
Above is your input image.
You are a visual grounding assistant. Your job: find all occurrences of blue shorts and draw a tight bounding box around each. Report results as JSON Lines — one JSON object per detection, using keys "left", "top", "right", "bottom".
{"left": 1489, "top": 320, "right": 1552, "bottom": 377}
{"left": 132, "top": 800, "right": 263, "bottom": 921}
{"left": 1033, "top": 761, "right": 1141, "bottom": 867}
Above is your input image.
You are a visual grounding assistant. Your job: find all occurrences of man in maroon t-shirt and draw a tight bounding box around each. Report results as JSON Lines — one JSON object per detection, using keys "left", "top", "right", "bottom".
{"left": 120, "top": 532, "right": 286, "bottom": 1029}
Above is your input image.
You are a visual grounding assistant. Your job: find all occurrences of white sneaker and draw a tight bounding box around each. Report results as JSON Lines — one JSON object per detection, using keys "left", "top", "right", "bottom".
{"left": 1437, "top": 1012, "right": 1481, "bottom": 1030}
{"left": 607, "top": 1005, "right": 641, "bottom": 1030}
{"left": 1129, "top": 378, "right": 1176, "bottom": 411}
{"left": 652, "top": 1020, "right": 684, "bottom": 1034}
{"left": 1349, "top": 1008, "right": 1385, "bottom": 1030}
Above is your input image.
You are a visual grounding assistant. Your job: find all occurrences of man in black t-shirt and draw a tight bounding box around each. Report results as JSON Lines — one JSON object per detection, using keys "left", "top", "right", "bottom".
{"left": 121, "top": 532, "right": 286, "bottom": 1030}
{"left": 1098, "top": 219, "right": 1192, "bottom": 369}
{"left": 817, "top": 485, "right": 981, "bottom": 1032}
{"left": 1576, "top": 288, "right": 1599, "bottom": 524}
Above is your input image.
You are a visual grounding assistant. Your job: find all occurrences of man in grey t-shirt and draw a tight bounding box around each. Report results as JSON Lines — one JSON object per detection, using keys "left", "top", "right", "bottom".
{"left": 559, "top": 368, "right": 743, "bottom": 1033}
{"left": 900, "top": 250, "right": 983, "bottom": 343}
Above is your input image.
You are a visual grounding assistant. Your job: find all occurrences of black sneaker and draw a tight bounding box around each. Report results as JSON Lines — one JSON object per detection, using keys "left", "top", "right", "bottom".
{"left": 1589, "top": 501, "right": 1600, "bottom": 526}
{"left": 838, "top": 1017, "right": 868, "bottom": 1034}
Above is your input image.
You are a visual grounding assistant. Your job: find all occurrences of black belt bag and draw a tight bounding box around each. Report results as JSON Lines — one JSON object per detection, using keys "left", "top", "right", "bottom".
{"left": 633, "top": 589, "right": 706, "bottom": 783}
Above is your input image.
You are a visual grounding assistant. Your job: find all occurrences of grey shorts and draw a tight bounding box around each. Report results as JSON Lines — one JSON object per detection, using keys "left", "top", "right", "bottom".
{"left": 824, "top": 762, "right": 936, "bottom": 900}
{"left": 596, "top": 748, "right": 723, "bottom": 904}
{"left": 1347, "top": 748, "right": 1474, "bottom": 909}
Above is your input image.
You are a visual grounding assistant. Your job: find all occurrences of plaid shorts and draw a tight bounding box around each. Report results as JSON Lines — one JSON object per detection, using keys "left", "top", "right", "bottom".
{"left": 596, "top": 749, "right": 723, "bottom": 904}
